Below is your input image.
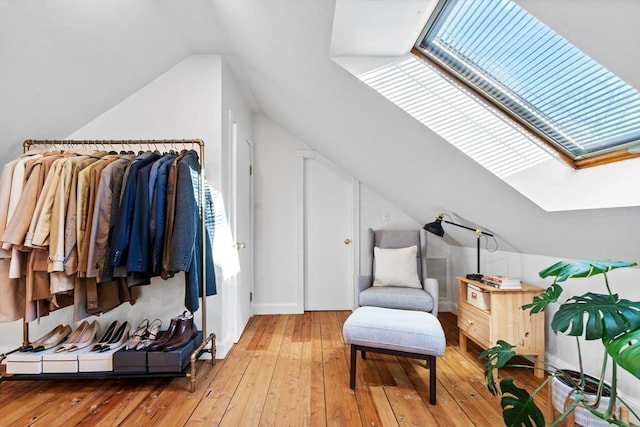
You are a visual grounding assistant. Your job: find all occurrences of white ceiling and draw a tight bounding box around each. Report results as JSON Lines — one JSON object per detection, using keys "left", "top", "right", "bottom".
{"left": 0, "top": 0, "right": 223, "bottom": 157}
{"left": 0, "top": 0, "right": 638, "bottom": 260}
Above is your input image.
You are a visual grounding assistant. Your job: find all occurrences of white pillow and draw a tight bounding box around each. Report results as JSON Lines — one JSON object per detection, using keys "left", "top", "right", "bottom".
{"left": 372, "top": 245, "right": 422, "bottom": 288}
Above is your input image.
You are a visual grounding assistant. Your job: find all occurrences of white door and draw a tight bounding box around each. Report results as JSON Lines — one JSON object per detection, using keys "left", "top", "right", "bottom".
{"left": 234, "top": 126, "right": 253, "bottom": 340}
{"left": 303, "top": 154, "right": 353, "bottom": 311}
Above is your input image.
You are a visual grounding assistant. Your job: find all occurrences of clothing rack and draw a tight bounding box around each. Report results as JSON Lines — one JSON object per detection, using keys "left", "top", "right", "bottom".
{"left": 1, "top": 139, "right": 215, "bottom": 392}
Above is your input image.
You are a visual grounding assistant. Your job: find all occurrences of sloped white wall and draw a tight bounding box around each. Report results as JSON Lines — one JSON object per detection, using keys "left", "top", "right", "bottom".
{"left": 70, "top": 55, "right": 223, "bottom": 187}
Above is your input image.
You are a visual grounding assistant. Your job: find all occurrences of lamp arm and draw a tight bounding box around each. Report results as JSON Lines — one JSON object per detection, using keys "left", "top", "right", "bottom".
{"left": 442, "top": 220, "right": 494, "bottom": 237}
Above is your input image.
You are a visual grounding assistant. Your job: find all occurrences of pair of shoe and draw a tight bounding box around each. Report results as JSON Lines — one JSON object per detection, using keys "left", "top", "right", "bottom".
{"left": 125, "top": 318, "right": 162, "bottom": 351}
{"left": 55, "top": 320, "right": 100, "bottom": 352}
{"left": 21, "top": 324, "right": 72, "bottom": 352}
{"left": 91, "top": 321, "right": 131, "bottom": 353}
{"left": 148, "top": 313, "right": 197, "bottom": 352}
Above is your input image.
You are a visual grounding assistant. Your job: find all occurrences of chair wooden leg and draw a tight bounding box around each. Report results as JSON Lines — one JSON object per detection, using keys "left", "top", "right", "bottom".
{"left": 350, "top": 345, "right": 356, "bottom": 389}
{"left": 429, "top": 355, "right": 436, "bottom": 405}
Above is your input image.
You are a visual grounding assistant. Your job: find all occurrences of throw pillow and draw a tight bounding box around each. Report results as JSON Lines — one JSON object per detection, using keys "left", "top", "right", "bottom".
{"left": 372, "top": 245, "right": 422, "bottom": 288}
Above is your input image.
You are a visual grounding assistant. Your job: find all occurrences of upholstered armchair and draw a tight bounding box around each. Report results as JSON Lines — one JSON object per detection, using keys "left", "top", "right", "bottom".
{"left": 356, "top": 228, "right": 438, "bottom": 316}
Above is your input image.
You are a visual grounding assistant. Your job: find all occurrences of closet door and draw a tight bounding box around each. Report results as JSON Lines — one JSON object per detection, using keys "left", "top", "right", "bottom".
{"left": 301, "top": 152, "right": 353, "bottom": 311}
{"left": 231, "top": 122, "right": 253, "bottom": 342}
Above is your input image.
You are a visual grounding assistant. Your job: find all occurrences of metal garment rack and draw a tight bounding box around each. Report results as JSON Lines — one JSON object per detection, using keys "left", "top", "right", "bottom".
{"left": 0, "top": 139, "right": 215, "bottom": 392}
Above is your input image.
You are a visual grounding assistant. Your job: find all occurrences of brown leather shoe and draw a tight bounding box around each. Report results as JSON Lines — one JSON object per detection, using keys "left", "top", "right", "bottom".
{"left": 148, "top": 316, "right": 180, "bottom": 351}
{"left": 163, "top": 316, "right": 197, "bottom": 352}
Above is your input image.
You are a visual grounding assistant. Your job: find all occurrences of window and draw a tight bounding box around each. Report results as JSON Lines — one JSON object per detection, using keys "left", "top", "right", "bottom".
{"left": 414, "top": 0, "right": 640, "bottom": 168}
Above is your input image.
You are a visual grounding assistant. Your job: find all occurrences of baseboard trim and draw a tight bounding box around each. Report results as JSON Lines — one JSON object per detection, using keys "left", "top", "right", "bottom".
{"left": 438, "top": 299, "right": 454, "bottom": 313}
{"left": 213, "top": 335, "right": 233, "bottom": 359}
{"left": 253, "top": 303, "right": 303, "bottom": 315}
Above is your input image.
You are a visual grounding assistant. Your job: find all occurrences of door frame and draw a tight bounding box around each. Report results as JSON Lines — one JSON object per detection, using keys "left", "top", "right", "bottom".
{"left": 228, "top": 114, "right": 254, "bottom": 341}
{"left": 296, "top": 150, "right": 360, "bottom": 312}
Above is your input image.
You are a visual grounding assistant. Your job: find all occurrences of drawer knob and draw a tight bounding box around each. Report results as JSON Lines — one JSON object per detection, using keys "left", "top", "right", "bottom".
{"left": 467, "top": 320, "right": 473, "bottom": 325}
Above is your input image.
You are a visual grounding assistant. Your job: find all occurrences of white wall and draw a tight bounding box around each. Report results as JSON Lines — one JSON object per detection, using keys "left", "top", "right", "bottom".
{"left": 252, "top": 115, "right": 308, "bottom": 313}
{"left": 0, "top": 54, "right": 234, "bottom": 357}
{"left": 253, "top": 114, "right": 456, "bottom": 314}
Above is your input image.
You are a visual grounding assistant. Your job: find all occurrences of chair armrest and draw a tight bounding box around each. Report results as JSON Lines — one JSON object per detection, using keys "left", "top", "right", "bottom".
{"left": 423, "top": 277, "right": 439, "bottom": 317}
{"left": 356, "top": 275, "right": 373, "bottom": 308}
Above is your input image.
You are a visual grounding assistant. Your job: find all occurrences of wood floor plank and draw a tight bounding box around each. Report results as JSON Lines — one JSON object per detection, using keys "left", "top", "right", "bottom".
{"left": 186, "top": 352, "right": 254, "bottom": 425}
{"left": 217, "top": 314, "right": 286, "bottom": 426}
{"left": 369, "top": 385, "right": 400, "bottom": 427}
{"left": 259, "top": 315, "right": 306, "bottom": 426}
{"left": 8, "top": 380, "right": 117, "bottom": 426}
{"left": 383, "top": 384, "right": 439, "bottom": 426}
{"left": 397, "top": 357, "right": 475, "bottom": 427}
{"left": 309, "top": 311, "right": 327, "bottom": 427}
{"left": 437, "top": 348, "right": 505, "bottom": 426}
{"left": 86, "top": 381, "right": 164, "bottom": 427}
{"left": 115, "top": 377, "right": 204, "bottom": 427}
{"left": 1, "top": 311, "right": 553, "bottom": 427}
{"left": 319, "top": 311, "right": 362, "bottom": 426}
{"left": 0, "top": 381, "right": 61, "bottom": 424}
{"left": 343, "top": 343, "right": 385, "bottom": 426}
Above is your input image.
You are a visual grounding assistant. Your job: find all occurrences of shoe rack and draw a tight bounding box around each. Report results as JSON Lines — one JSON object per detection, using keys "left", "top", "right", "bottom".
{"left": 0, "top": 139, "right": 216, "bottom": 393}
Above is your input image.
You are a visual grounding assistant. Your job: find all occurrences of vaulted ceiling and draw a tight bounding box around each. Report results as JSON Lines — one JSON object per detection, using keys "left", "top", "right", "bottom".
{"left": 1, "top": 0, "right": 638, "bottom": 261}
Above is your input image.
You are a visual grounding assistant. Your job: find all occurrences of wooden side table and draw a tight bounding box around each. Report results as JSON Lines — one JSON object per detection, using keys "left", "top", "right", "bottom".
{"left": 457, "top": 276, "right": 545, "bottom": 378}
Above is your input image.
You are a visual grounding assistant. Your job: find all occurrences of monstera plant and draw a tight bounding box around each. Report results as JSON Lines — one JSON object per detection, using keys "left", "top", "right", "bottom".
{"left": 479, "top": 260, "right": 640, "bottom": 427}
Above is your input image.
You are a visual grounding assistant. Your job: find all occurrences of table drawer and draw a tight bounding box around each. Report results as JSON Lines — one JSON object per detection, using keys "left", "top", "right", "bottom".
{"left": 458, "top": 304, "right": 490, "bottom": 347}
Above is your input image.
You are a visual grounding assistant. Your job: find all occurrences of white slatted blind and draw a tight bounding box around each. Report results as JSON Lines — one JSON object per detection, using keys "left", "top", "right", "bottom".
{"left": 359, "top": 55, "right": 554, "bottom": 178}
{"left": 417, "top": 0, "right": 640, "bottom": 159}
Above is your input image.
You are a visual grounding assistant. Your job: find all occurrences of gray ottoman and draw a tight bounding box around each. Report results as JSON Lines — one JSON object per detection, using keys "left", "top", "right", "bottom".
{"left": 342, "top": 306, "right": 446, "bottom": 404}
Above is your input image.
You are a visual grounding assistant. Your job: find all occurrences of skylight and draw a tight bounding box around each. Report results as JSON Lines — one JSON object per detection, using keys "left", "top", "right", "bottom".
{"left": 414, "top": 0, "right": 640, "bottom": 167}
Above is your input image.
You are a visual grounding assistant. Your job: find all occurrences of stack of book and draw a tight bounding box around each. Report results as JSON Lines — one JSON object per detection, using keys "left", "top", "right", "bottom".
{"left": 481, "top": 274, "right": 522, "bottom": 289}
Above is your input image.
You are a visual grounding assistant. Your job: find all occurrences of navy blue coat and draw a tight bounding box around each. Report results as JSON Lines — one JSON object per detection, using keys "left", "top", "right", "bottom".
{"left": 167, "top": 150, "right": 216, "bottom": 312}
{"left": 109, "top": 152, "right": 160, "bottom": 273}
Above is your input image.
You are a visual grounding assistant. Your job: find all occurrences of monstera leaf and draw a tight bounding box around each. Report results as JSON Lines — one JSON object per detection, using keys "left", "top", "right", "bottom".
{"left": 605, "top": 328, "right": 640, "bottom": 379}
{"left": 552, "top": 293, "right": 640, "bottom": 340}
{"left": 479, "top": 340, "right": 516, "bottom": 395}
{"left": 539, "top": 260, "right": 637, "bottom": 283}
{"left": 522, "top": 283, "right": 563, "bottom": 314}
{"left": 499, "top": 378, "right": 545, "bottom": 427}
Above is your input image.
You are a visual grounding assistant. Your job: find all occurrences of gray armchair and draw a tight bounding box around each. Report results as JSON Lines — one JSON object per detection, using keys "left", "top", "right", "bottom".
{"left": 356, "top": 228, "right": 438, "bottom": 316}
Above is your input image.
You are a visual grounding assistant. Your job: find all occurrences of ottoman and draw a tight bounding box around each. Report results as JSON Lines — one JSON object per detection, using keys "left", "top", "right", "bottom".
{"left": 342, "top": 306, "right": 446, "bottom": 404}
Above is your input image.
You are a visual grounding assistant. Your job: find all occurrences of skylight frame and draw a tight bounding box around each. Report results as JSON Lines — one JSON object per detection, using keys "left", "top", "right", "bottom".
{"left": 413, "top": 0, "right": 640, "bottom": 169}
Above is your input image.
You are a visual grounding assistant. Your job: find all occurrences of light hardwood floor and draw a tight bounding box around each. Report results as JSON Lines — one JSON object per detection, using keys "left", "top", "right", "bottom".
{"left": 1, "top": 312, "right": 550, "bottom": 426}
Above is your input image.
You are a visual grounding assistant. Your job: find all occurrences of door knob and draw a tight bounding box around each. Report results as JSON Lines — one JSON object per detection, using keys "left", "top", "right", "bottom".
{"left": 344, "top": 238, "right": 351, "bottom": 245}
{"left": 235, "top": 242, "right": 246, "bottom": 250}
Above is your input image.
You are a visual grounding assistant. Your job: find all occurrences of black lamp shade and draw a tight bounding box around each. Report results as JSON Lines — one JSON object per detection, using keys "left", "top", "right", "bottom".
{"left": 423, "top": 219, "right": 445, "bottom": 237}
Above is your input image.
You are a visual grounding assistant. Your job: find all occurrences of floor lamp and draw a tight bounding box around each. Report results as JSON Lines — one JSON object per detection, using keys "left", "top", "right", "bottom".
{"left": 423, "top": 214, "right": 494, "bottom": 281}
